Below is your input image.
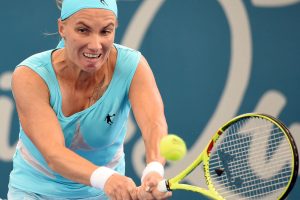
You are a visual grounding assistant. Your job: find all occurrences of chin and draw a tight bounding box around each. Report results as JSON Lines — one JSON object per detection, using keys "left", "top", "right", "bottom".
{"left": 83, "top": 65, "right": 98, "bottom": 72}
{"left": 84, "top": 63, "right": 102, "bottom": 72}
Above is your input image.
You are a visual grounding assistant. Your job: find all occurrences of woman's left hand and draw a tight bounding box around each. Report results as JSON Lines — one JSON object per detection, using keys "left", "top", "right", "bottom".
{"left": 138, "top": 172, "right": 172, "bottom": 200}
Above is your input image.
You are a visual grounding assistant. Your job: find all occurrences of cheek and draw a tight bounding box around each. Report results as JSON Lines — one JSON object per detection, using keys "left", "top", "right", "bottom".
{"left": 103, "top": 37, "right": 115, "bottom": 50}
{"left": 67, "top": 38, "right": 85, "bottom": 54}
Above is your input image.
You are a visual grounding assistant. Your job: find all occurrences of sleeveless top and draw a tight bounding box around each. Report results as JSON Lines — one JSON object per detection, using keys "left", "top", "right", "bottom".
{"left": 9, "top": 44, "right": 141, "bottom": 198}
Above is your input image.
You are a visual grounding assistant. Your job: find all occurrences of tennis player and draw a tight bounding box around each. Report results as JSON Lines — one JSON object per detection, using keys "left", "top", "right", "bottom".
{"left": 8, "top": 0, "right": 171, "bottom": 199}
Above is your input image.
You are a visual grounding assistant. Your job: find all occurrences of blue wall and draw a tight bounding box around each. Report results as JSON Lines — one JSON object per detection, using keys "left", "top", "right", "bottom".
{"left": 0, "top": 0, "right": 299, "bottom": 199}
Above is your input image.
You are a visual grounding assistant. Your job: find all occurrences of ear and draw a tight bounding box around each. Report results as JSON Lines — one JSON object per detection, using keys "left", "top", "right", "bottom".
{"left": 115, "top": 19, "right": 119, "bottom": 29}
{"left": 57, "top": 18, "right": 66, "bottom": 38}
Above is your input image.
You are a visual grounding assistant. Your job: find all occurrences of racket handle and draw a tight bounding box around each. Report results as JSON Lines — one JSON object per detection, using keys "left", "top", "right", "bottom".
{"left": 157, "top": 179, "right": 169, "bottom": 192}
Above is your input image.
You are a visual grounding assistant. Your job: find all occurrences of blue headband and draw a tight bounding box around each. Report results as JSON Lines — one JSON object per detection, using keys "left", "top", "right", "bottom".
{"left": 61, "top": 0, "right": 118, "bottom": 20}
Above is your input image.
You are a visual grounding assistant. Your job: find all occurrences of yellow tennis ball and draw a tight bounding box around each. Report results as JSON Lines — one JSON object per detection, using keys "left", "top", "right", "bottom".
{"left": 160, "top": 134, "right": 187, "bottom": 161}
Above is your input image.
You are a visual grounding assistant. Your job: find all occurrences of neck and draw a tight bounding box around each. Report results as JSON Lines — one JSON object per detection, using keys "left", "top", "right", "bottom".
{"left": 52, "top": 48, "right": 107, "bottom": 90}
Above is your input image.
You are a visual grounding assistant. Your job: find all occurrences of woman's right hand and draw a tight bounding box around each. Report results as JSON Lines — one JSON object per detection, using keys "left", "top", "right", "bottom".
{"left": 104, "top": 174, "right": 139, "bottom": 200}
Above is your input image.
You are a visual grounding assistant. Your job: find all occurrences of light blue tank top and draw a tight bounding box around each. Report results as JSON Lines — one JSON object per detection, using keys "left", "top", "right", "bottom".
{"left": 9, "top": 44, "right": 141, "bottom": 198}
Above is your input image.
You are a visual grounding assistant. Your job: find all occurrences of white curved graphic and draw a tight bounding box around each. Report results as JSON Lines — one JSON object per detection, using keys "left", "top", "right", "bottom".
{"left": 289, "top": 123, "right": 300, "bottom": 176}
{"left": 122, "top": 0, "right": 254, "bottom": 177}
{"left": 0, "top": 71, "right": 12, "bottom": 91}
{"left": 180, "top": 0, "right": 253, "bottom": 184}
{"left": 252, "top": 0, "right": 300, "bottom": 7}
{"left": 253, "top": 90, "right": 286, "bottom": 115}
{"left": 121, "top": 0, "right": 165, "bottom": 49}
{"left": 122, "top": 0, "right": 300, "bottom": 180}
{"left": 250, "top": 90, "right": 288, "bottom": 179}
{"left": 0, "top": 71, "right": 16, "bottom": 161}
{"left": 0, "top": 96, "right": 16, "bottom": 161}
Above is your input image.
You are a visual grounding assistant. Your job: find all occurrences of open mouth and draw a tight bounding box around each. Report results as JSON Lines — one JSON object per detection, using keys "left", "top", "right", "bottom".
{"left": 83, "top": 52, "right": 101, "bottom": 59}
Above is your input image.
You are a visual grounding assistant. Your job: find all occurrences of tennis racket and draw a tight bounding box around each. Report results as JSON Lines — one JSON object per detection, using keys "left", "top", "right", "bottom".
{"left": 158, "top": 113, "right": 299, "bottom": 200}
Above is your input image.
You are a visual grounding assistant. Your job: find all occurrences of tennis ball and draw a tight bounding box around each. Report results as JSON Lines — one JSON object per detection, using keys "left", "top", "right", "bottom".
{"left": 159, "top": 134, "right": 187, "bottom": 161}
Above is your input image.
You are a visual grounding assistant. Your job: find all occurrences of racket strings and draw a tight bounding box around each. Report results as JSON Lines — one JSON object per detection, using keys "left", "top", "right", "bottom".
{"left": 210, "top": 139, "right": 290, "bottom": 168}
{"left": 214, "top": 174, "right": 291, "bottom": 196}
{"left": 209, "top": 130, "right": 290, "bottom": 175}
{"left": 220, "top": 147, "right": 290, "bottom": 174}
{"left": 209, "top": 130, "right": 288, "bottom": 164}
{"left": 222, "top": 122, "right": 275, "bottom": 138}
{"left": 210, "top": 127, "right": 281, "bottom": 157}
{"left": 208, "top": 117, "right": 293, "bottom": 199}
{"left": 210, "top": 161, "right": 291, "bottom": 187}
{"left": 219, "top": 175, "right": 291, "bottom": 200}
{"left": 215, "top": 124, "right": 280, "bottom": 151}
{"left": 209, "top": 150, "right": 292, "bottom": 181}
{"left": 210, "top": 166, "right": 291, "bottom": 198}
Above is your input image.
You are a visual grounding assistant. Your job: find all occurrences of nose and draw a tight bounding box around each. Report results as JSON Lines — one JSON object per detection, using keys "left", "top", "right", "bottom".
{"left": 87, "top": 34, "right": 102, "bottom": 52}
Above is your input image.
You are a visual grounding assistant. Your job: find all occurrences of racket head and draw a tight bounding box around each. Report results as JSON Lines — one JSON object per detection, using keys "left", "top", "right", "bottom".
{"left": 206, "top": 113, "right": 299, "bottom": 200}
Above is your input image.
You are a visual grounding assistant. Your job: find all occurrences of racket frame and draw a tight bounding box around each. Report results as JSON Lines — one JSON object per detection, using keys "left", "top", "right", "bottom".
{"left": 160, "top": 113, "right": 299, "bottom": 200}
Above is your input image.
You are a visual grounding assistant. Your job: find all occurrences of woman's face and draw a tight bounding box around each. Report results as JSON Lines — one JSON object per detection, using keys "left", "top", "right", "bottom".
{"left": 58, "top": 9, "right": 117, "bottom": 72}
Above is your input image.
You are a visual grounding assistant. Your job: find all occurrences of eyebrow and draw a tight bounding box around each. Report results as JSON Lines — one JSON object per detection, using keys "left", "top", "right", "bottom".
{"left": 75, "top": 21, "right": 91, "bottom": 29}
{"left": 103, "top": 23, "right": 115, "bottom": 29}
{"left": 75, "top": 21, "right": 115, "bottom": 29}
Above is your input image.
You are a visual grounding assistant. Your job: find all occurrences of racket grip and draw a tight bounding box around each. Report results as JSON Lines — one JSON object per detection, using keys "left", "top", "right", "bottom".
{"left": 157, "top": 179, "right": 169, "bottom": 192}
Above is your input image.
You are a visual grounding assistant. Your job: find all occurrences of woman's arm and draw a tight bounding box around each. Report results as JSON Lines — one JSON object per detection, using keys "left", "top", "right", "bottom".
{"left": 129, "top": 56, "right": 168, "bottom": 164}
{"left": 12, "top": 66, "right": 138, "bottom": 199}
{"left": 129, "top": 55, "right": 171, "bottom": 199}
{"left": 12, "top": 66, "right": 97, "bottom": 185}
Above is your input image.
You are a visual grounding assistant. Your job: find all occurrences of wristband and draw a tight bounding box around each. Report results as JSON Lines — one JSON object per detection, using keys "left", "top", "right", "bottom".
{"left": 90, "top": 167, "right": 118, "bottom": 190}
{"left": 141, "top": 161, "right": 164, "bottom": 183}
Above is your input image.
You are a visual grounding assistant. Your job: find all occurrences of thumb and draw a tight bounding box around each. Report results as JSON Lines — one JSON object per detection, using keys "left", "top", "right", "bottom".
{"left": 145, "top": 181, "right": 156, "bottom": 192}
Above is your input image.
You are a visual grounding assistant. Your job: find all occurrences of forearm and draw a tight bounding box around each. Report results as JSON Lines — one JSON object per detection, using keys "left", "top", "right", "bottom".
{"left": 46, "top": 146, "right": 98, "bottom": 186}
{"left": 129, "top": 56, "right": 168, "bottom": 164}
{"left": 141, "top": 120, "right": 168, "bottom": 164}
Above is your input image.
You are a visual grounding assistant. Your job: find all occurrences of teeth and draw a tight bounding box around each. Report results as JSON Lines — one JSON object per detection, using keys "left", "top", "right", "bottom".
{"left": 83, "top": 53, "right": 100, "bottom": 58}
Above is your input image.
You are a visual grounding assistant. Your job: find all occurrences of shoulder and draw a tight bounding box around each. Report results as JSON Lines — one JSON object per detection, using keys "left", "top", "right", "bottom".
{"left": 114, "top": 43, "right": 141, "bottom": 58}
{"left": 17, "top": 49, "right": 54, "bottom": 69}
{"left": 12, "top": 66, "right": 50, "bottom": 106}
{"left": 15, "top": 49, "right": 56, "bottom": 86}
{"left": 114, "top": 44, "right": 142, "bottom": 71}
{"left": 12, "top": 66, "right": 49, "bottom": 91}
{"left": 114, "top": 43, "right": 139, "bottom": 52}
{"left": 12, "top": 50, "right": 54, "bottom": 97}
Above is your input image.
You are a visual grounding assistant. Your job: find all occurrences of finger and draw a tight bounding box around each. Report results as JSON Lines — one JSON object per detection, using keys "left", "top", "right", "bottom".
{"left": 162, "top": 191, "right": 172, "bottom": 200}
{"left": 115, "top": 190, "right": 123, "bottom": 200}
{"left": 145, "top": 185, "right": 152, "bottom": 192}
{"left": 138, "top": 186, "right": 155, "bottom": 200}
{"left": 128, "top": 187, "right": 138, "bottom": 200}
{"left": 137, "top": 186, "right": 143, "bottom": 200}
{"left": 120, "top": 184, "right": 137, "bottom": 200}
{"left": 127, "top": 179, "right": 138, "bottom": 200}
{"left": 144, "top": 180, "right": 157, "bottom": 193}
{"left": 151, "top": 189, "right": 172, "bottom": 200}
{"left": 105, "top": 190, "right": 116, "bottom": 200}
{"left": 121, "top": 192, "right": 131, "bottom": 200}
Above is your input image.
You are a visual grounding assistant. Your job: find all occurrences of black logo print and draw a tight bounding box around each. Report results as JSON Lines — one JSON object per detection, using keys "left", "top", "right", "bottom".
{"left": 100, "top": 0, "right": 108, "bottom": 6}
{"left": 105, "top": 114, "right": 115, "bottom": 125}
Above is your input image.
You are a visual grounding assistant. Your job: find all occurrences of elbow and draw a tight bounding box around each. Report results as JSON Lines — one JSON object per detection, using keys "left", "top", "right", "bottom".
{"left": 43, "top": 147, "right": 65, "bottom": 172}
{"left": 46, "top": 158, "right": 57, "bottom": 172}
{"left": 45, "top": 154, "right": 58, "bottom": 172}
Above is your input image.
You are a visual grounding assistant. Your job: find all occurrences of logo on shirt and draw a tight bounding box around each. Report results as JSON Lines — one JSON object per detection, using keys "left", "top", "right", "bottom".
{"left": 105, "top": 114, "right": 115, "bottom": 125}
{"left": 100, "top": 0, "right": 108, "bottom": 6}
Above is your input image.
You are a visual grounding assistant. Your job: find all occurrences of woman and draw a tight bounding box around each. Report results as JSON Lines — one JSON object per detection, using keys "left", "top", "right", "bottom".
{"left": 8, "top": 0, "right": 171, "bottom": 199}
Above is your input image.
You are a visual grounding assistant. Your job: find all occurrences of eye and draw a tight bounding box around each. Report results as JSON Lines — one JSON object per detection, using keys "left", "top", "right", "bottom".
{"left": 102, "top": 29, "right": 113, "bottom": 36}
{"left": 77, "top": 27, "right": 89, "bottom": 33}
